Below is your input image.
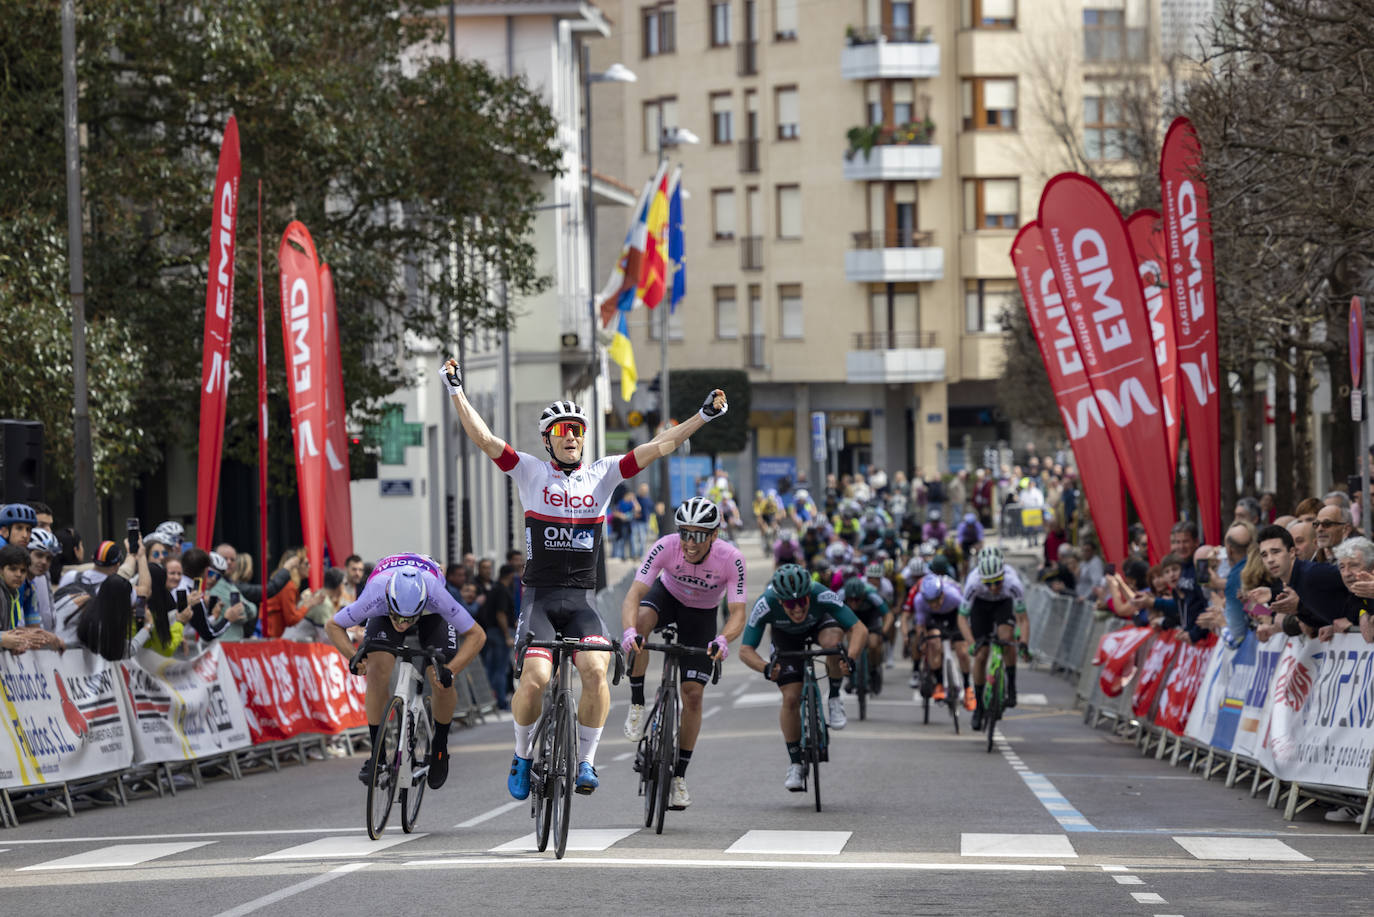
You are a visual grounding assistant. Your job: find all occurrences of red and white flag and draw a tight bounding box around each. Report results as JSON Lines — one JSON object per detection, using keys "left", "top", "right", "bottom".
{"left": 277, "top": 222, "right": 327, "bottom": 591}
{"left": 195, "top": 116, "right": 241, "bottom": 546}
{"left": 319, "top": 264, "right": 354, "bottom": 564}
{"left": 1126, "top": 210, "right": 1181, "bottom": 478}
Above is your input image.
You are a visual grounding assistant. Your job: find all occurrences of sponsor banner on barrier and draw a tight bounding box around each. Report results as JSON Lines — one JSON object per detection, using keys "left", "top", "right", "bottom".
{"left": 1257, "top": 633, "right": 1374, "bottom": 791}
{"left": 1094, "top": 626, "right": 1152, "bottom": 697}
{"left": 1154, "top": 633, "right": 1217, "bottom": 735}
{"left": 1233, "top": 634, "right": 1285, "bottom": 759}
{"left": 1183, "top": 634, "right": 1240, "bottom": 747}
{"left": 122, "top": 644, "right": 253, "bottom": 764}
{"left": 221, "top": 641, "right": 365, "bottom": 743}
{"left": 1132, "top": 631, "right": 1181, "bottom": 716}
{"left": 0, "top": 648, "right": 134, "bottom": 789}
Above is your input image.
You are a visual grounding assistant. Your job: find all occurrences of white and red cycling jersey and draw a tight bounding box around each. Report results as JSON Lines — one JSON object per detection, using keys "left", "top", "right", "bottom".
{"left": 634, "top": 534, "right": 747, "bottom": 610}
{"left": 494, "top": 445, "right": 643, "bottom": 590}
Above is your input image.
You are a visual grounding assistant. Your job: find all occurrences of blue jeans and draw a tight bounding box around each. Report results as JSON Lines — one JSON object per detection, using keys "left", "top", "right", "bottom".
{"left": 482, "top": 634, "right": 511, "bottom": 710}
{"left": 612, "top": 526, "right": 633, "bottom": 559}
{"left": 631, "top": 520, "right": 648, "bottom": 556}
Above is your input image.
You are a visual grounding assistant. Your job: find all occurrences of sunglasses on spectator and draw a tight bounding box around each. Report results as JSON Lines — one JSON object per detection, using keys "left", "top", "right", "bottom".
{"left": 547, "top": 421, "right": 585, "bottom": 438}
{"left": 1316, "top": 519, "right": 1347, "bottom": 528}
{"left": 205, "top": 570, "right": 222, "bottom": 581}
{"left": 680, "top": 529, "right": 713, "bottom": 544}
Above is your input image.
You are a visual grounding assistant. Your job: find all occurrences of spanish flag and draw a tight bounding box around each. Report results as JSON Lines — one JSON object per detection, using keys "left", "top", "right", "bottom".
{"left": 608, "top": 311, "right": 637, "bottom": 400}
{"left": 638, "top": 167, "right": 672, "bottom": 309}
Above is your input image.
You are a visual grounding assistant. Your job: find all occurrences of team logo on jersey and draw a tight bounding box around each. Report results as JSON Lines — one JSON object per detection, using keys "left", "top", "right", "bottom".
{"left": 542, "top": 525, "right": 595, "bottom": 552}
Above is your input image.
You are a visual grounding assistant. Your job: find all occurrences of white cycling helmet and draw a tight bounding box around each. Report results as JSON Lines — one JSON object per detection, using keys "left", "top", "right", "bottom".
{"left": 538, "top": 400, "right": 589, "bottom": 435}
{"left": 208, "top": 551, "right": 230, "bottom": 574}
{"left": 674, "top": 497, "right": 721, "bottom": 530}
{"left": 155, "top": 521, "right": 185, "bottom": 541}
{"left": 26, "top": 529, "right": 60, "bottom": 556}
{"left": 978, "top": 547, "right": 1005, "bottom": 583}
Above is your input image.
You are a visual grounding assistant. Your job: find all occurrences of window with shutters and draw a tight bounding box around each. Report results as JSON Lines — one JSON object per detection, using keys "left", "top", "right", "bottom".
{"left": 714, "top": 286, "right": 739, "bottom": 339}
{"left": 779, "top": 284, "right": 804, "bottom": 338}
{"left": 643, "top": 3, "right": 677, "bottom": 57}
{"left": 710, "top": 1, "right": 732, "bottom": 47}
{"left": 712, "top": 188, "right": 737, "bottom": 240}
{"left": 893, "top": 82, "right": 915, "bottom": 126}
{"left": 776, "top": 185, "right": 802, "bottom": 240}
{"left": 643, "top": 97, "right": 679, "bottom": 152}
{"left": 865, "top": 82, "right": 883, "bottom": 126}
{"left": 964, "top": 279, "right": 1017, "bottom": 333}
{"left": 960, "top": 0, "right": 1016, "bottom": 29}
{"left": 775, "top": 86, "right": 799, "bottom": 140}
{"left": 774, "top": 0, "right": 798, "bottom": 40}
{"left": 963, "top": 178, "right": 1019, "bottom": 230}
{"left": 710, "top": 92, "right": 733, "bottom": 144}
{"left": 1084, "top": 83, "right": 1125, "bottom": 160}
{"left": 1084, "top": 8, "right": 1147, "bottom": 62}
{"left": 961, "top": 77, "right": 1017, "bottom": 130}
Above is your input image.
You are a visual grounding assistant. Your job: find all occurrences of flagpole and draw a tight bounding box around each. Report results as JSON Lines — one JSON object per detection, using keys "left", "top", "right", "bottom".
{"left": 657, "top": 139, "right": 672, "bottom": 517}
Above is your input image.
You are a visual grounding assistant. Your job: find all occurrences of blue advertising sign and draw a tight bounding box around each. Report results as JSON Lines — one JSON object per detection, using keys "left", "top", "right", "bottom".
{"left": 757, "top": 457, "right": 797, "bottom": 498}
{"left": 669, "top": 455, "right": 713, "bottom": 508}
{"left": 810, "top": 412, "right": 827, "bottom": 463}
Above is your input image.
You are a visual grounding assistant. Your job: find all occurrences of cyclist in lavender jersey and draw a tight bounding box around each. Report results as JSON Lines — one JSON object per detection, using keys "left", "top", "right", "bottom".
{"left": 907, "top": 574, "right": 974, "bottom": 709}
{"left": 440, "top": 358, "right": 728, "bottom": 800}
{"left": 620, "top": 498, "right": 748, "bottom": 810}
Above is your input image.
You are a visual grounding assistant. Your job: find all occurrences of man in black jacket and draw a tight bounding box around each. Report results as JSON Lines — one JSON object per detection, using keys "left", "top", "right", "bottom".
{"left": 1253, "top": 524, "right": 1351, "bottom": 639}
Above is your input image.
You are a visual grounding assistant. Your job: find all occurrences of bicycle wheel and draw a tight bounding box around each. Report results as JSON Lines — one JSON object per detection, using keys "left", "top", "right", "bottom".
{"left": 366, "top": 696, "right": 403, "bottom": 840}
{"left": 533, "top": 714, "right": 554, "bottom": 852}
{"left": 944, "top": 656, "right": 961, "bottom": 735}
{"left": 551, "top": 691, "right": 577, "bottom": 859}
{"left": 806, "top": 688, "right": 824, "bottom": 813}
{"left": 642, "top": 698, "right": 662, "bottom": 828}
{"left": 401, "top": 698, "right": 432, "bottom": 833}
{"left": 855, "top": 649, "right": 868, "bottom": 722}
{"left": 985, "top": 668, "right": 1003, "bottom": 754}
{"left": 654, "top": 693, "right": 676, "bottom": 835}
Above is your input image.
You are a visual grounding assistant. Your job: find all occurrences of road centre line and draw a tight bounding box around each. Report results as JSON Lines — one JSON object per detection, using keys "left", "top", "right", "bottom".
{"left": 210, "top": 862, "right": 369, "bottom": 917}
{"left": 454, "top": 801, "right": 525, "bottom": 828}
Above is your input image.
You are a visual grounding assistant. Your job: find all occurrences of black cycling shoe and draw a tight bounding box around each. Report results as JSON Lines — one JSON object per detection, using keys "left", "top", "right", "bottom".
{"left": 358, "top": 762, "right": 372, "bottom": 785}
{"left": 427, "top": 748, "right": 449, "bottom": 789}
{"left": 1005, "top": 688, "right": 1017, "bottom": 709}
{"left": 971, "top": 708, "right": 985, "bottom": 731}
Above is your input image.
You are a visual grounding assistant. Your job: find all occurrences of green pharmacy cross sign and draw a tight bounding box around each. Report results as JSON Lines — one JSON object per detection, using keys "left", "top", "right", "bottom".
{"left": 367, "top": 404, "right": 424, "bottom": 465}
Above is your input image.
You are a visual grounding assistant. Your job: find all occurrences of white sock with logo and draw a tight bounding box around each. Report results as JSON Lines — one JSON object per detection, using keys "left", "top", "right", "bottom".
{"left": 514, "top": 722, "right": 535, "bottom": 759}
{"left": 577, "top": 724, "right": 603, "bottom": 766}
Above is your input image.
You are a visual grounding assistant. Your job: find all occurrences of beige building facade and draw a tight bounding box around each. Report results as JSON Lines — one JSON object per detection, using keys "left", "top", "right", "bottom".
{"left": 588, "top": 0, "right": 1183, "bottom": 497}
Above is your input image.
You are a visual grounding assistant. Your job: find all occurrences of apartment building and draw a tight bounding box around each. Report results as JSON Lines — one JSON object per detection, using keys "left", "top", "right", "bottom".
{"left": 588, "top": 0, "right": 1191, "bottom": 497}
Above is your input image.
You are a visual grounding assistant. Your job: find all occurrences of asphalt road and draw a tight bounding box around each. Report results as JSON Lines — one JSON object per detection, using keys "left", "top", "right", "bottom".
{"left": 4, "top": 535, "right": 1372, "bottom": 916}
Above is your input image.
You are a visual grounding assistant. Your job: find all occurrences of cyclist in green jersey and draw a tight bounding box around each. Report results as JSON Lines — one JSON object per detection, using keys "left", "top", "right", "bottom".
{"left": 739, "top": 565, "right": 868, "bottom": 791}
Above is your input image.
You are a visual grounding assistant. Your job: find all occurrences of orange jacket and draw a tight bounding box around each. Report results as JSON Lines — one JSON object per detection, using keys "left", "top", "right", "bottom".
{"left": 261, "top": 578, "right": 307, "bottom": 638}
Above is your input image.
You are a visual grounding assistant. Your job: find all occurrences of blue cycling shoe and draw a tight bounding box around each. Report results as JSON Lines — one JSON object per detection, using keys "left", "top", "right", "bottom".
{"left": 508, "top": 755, "right": 532, "bottom": 800}
{"left": 574, "top": 762, "right": 599, "bottom": 795}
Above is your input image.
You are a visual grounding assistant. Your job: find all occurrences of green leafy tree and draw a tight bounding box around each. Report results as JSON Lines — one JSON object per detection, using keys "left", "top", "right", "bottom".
{"left": 0, "top": 1, "right": 561, "bottom": 500}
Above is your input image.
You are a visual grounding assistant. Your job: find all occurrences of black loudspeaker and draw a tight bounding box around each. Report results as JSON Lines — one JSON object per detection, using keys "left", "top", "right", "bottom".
{"left": 0, "top": 420, "right": 44, "bottom": 504}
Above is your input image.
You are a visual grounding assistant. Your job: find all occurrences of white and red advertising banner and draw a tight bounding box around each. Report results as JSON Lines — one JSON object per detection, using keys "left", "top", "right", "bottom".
{"left": 195, "top": 116, "right": 242, "bottom": 546}
{"left": 1154, "top": 633, "right": 1217, "bottom": 735}
{"left": 278, "top": 221, "right": 327, "bottom": 590}
{"left": 121, "top": 645, "right": 253, "bottom": 764}
{"left": 1093, "top": 626, "right": 1153, "bottom": 697}
{"left": 319, "top": 263, "right": 355, "bottom": 564}
{"left": 1038, "top": 173, "right": 1177, "bottom": 563}
{"left": 1257, "top": 634, "right": 1374, "bottom": 791}
{"left": 220, "top": 641, "right": 366, "bottom": 744}
{"left": 1132, "top": 630, "right": 1182, "bottom": 717}
{"left": 0, "top": 648, "right": 134, "bottom": 789}
{"left": 1125, "top": 209, "right": 1181, "bottom": 477}
{"left": 1160, "top": 117, "right": 1222, "bottom": 544}
{"left": 1013, "top": 223, "right": 1128, "bottom": 563}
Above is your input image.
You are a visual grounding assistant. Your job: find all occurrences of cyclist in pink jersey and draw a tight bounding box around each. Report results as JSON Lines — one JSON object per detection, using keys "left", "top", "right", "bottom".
{"left": 619, "top": 497, "right": 748, "bottom": 810}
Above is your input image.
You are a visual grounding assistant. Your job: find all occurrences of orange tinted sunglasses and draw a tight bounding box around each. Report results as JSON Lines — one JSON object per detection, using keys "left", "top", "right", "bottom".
{"left": 548, "top": 421, "right": 585, "bottom": 438}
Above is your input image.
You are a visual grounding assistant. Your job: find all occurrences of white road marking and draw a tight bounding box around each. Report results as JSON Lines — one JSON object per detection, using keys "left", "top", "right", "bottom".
{"left": 1113, "top": 875, "right": 1145, "bottom": 885}
{"left": 725, "top": 830, "right": 852, "bottom": 856}
{"left": 403, "top": 856, "right": 1067, "bottom": 872}
{"left": 732, "top": 681, "right": 750, "bottom": 697}
{"left": 1099, "top": 864, "right": 1128, "bottom": 871}
{"left": 19, "top": 841, "right": 214, "bottom": 871}
{"left": 0, "top": 828, "right": 362, "bottom": 845}
{"left": 254, "top": 834, "right": 423, "bottom": 860}
{"left": 960, "top": 833, "right": 1078, "bottom": 858}
{"left": 612, "top": 751, "right": 634, "bottom": 762}
{"left": 1131, "top": 892, "right": 1167, "bottom": 904}
{"left": 1172, "top": 836, "right": 1311, "bottom": 861}
{"left": 489, "top": 828, "right": 638, "bottom": 853}
{"left": 1018, "top": 693, "right": 1049, "bottom": 706}
{"left": 702, "top": 705, "right": 722, "bottom": 720}
{"left": 733, "top": 692, "right": 780, "bottom": 708}
{"left": 210, "top": 863, "right": 369, "bottom": 917}
{"left": 454, "top": 801, "right": 524, "bottom": 828}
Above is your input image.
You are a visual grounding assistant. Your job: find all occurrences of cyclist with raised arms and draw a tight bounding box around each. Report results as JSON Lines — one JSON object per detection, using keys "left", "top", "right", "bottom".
{"left": 621, "top": 497, "right": 747, "bottom": 810}
{"left": 958, "top": 552, "right": 1019, "bottom": 730}
{"left": 439, "top": 358, "right": 727, "bottom": 799}
{"left": 961, "top": 545, "right": 1031, "bottom": 661}
{"left": 908, "top": 573, "right": 974, "bottom": 710}
{"left": 739, "top": 565, "right": 868, "bottom": 791}
{"left": 325, "top": 553, "right": 486, "bottom": 790}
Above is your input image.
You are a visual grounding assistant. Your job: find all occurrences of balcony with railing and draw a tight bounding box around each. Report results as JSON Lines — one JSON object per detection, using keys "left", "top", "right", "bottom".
{"left": 845, "top": 230, "right": 943, "bottom": 283}
{"left": 744, "top": 334, "right": 766, "bottom": 369}
{"left": 841, "top": 24, "right": 939, "bottom": 79}
{"left": 738, "top": 40, "right": 758, "bottom": 76}
{"left": 740, "top": 236, "right": 764, "bottom": 271}
{"left": 738, "top": 137, "right": 760, "bottom": 173}
{"left": 843, "top": 121, "right": 941, "bottom": 181}
{"left": 846, "top": 330, "right": 944, "bottom": 383}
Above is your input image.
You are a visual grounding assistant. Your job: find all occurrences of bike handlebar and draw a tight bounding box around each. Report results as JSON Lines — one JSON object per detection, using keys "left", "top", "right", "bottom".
{"left": 518, "top": 635, "right": 625, "bottom": 686}
{"left": 351, "top": 640, "right": 451, "bottom": 686}
{"left": 632, "top": 641, "right": 724, "bottom": 685}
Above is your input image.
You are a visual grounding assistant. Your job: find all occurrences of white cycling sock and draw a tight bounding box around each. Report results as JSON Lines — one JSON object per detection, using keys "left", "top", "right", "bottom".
{"left": 513, "top": 722, "right": 535, "bottom": 758}
{"left": 577, "top": 724, "right": 603, "bottom": 765}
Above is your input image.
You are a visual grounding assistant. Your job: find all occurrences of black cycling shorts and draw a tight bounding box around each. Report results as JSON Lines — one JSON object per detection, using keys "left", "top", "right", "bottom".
{"left": 639, "top": 579, "right": 715, "bottom": 686}
{"left": 923, "top": 610, "right": 966, "bottom": 644}
{"left": 516, "top": 585, "right": 610, "bottom": 663}
{"left": 852, "top": 601, "right": 887, "bottom": 634}
{"left": 768, "top": 616, "right": 845, "bottom": 687}
{"left": 363, "top": 613, "right": 458, "bottom": 663}
{"left": 968, "top": 597, "right": 1016, "bottom": 644}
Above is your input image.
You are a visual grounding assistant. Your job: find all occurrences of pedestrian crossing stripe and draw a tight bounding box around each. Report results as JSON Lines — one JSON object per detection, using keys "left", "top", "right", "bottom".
{"left": 19, "top": 841, "right": 214, "bottom": 870}
{"left": 254, "top": 834, "right": 423, "bottom": 860}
